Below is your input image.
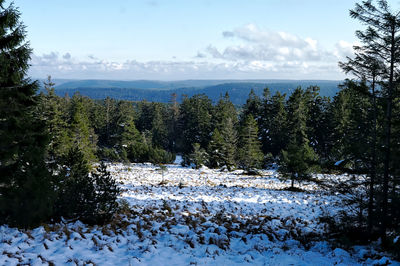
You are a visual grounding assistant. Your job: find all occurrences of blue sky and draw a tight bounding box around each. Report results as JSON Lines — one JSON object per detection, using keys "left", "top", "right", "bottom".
{"left": 13, "top": 0, "right": 400, "bottom": 80}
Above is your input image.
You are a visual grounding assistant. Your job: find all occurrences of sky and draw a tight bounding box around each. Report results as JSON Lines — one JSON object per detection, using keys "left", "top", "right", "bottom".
{"left": 11, "top": 0, "right": 400, "bottom": 80}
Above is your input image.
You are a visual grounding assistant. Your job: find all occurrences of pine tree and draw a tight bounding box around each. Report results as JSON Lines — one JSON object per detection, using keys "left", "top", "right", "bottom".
{"left": 38, "top": 76, "right": 71, "bottom": 162}
{"left": 240, "top": 89, "right": 261, "bottom": 125}
{"left": 220, "top": 117, "right": 238, "bottom": 171}
{"left": 97, "top": 97, "right": 118, "bottom": 147}
{"left": 0, "top": 1, "right": 55, "bottom": 227}
{"left": 208, "top": 93, "right": 238, "bottom": 170}
{"left": 119, "top": 116, "right": 142, "bottom": 161}
{"left": 280, "top": 142, "right": 318, "bottom": 189}
{"left": 178, "top": 94, "right": 213, "bottom": 159}
{"left": 208, "top": 128, "right": 224, "bottom": 169}
{"left": 151, "top": 103, "right": 169, "bottom": 149}
{"left": 269, "top": 92, "right": 288, "bottom": 157}
{"left": 189, "top": 143, "right": 208, "bottom": 169}
{"left": 330, "top": 81, "right": 380, "bottom": 236}
{"left": 286, "top": 87, "right": 308, "bottom": 145}
{"left": 279, "top": 87, "right": 319, "bottom": 188}
{"left": 167, "top": 93, "right": 180, "bottom": 152}
{"left": 213, "top": 92, "right": 238, "bottom": 128}
{"left": 69, "top": 93, "right": 98, "bottom": 162}
{"left": 340, "top": 0, "right": 400, "bottom": 239}
{"left": 91, "top": 161, "right": 120, "bottom": 223}
{"left": 56, "top": 146, "right": 92, "bottom": 221}
{"left": 56, "top": 147, "right": 119, "bottom": 223}
{"left": 237, "top": 115, "right": 263, "bottom": 172}
{"left": 259, "top": 87, "right": 273, "bottom": 155}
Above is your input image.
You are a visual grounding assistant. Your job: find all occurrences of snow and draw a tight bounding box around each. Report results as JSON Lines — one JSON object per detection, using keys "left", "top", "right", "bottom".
{"left": 1, "top": 162, "right": 399, "bottom": 265}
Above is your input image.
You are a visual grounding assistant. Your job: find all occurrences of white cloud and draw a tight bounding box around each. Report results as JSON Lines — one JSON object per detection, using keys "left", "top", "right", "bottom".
{"left": 63, "top": 53, "right": 71, "bottom": 60}
{"left": 209, "top": 24, "right": 332, "bottom": 62}
{"left": 334, "top": 40, "right": 354, "bottom": 59}
{"left": 29, "top": 51, "right": 347, "bottom": 80}
{"left": 29, "top": 25, "right": 356, "bottom": 80}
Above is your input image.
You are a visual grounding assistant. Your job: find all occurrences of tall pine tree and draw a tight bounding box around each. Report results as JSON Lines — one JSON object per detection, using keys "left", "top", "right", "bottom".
{"left": 237, "top": 115, "right": 263, "bottom": 172}
{"left": 0, "top": 1, "right": 55, "bottom": 227}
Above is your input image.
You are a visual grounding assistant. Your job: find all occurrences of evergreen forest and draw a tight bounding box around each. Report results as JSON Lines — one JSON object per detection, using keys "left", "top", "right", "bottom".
{"left": 1, "top": 0, "right": 400, "bottom": 261}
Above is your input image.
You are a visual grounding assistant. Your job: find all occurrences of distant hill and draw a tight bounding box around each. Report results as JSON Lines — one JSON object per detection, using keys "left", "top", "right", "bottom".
{"left": 45, "top": 79, "right": 343, "bottom": 105}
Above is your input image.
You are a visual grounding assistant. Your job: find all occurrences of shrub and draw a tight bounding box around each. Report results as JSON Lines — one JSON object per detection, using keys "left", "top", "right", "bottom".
{"left": 55, "top": 147, "right": 119, "bottom": 224}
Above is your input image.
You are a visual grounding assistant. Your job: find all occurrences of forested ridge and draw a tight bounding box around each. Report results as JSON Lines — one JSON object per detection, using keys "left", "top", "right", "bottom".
{"left": 46, "top": 79, "right": 341, "bottom": 105}
{"left": 1, "top": 0, "right": 400, "bottom": 259}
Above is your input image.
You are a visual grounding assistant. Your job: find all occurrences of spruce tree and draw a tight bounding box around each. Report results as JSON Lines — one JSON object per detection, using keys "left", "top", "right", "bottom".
{"left": 167, "top": 93, "right": 180, "bottom": 152}
{"left": 38, "top": 76, "right": 71, "bottom": 162}
{"left": 209, "top": 93, "right": 238, "bottom": 170}
{"left": 279, "top": 87, "right": 318, "bottom": 188}
{"left": 151, "top": 103, "right": 169, "bottom": 149}
{"left": 213, "top": 92, "right": 238, "bottom": 128}
{"left": 0, "top": 1, "right": 55, "bottom": 227}
{"left": 91, "top": 161, "right": 120, "bottom": 223}
{"left": 240, "top": 89, "right": 261, "bottom": 124}
{"left": 237, "top": 115, "right": 263, "bottom": 172}
{"left": 69, "top": 93, "right": 98, "bottom": 162}
{"left": 189, "top": 143, "right": 208, "bottom": 169}
{"left": 259, "top": 87, "right": 273, "bottom": 155}
{"left": 286, "top": 87, "right": 308, "bottom": 145}
{"left": 269, "top": 92, "right": 288, "bottom": 157}
{"left": 280, "top": 142, "right": 318, "bottom": 189}
{"left": 340, "top": 0, "right": 400, "bottom": 239}
{"left": 56, "top": 147, "right": 119, "bottom": 223}
{"left": 178, "top": 94, "right": 213, "bottom": 160}
{"left": 208, "top": 128, "right": 225, "bottom": 169}
{"left": 220, "top": 117, "right": 238, "bottom": 171}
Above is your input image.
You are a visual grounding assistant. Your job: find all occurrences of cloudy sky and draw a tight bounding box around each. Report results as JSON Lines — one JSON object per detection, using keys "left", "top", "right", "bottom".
{"left": 13, "top": 0, "right": 400, "bottom": 80}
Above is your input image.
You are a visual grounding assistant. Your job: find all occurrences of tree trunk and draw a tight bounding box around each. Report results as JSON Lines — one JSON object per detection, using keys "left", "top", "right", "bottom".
{"left": 368, "top": 77, "right": 377, "bottom": 237}
{"left": 381, "top": 27, "right": 396, "bottom": 241}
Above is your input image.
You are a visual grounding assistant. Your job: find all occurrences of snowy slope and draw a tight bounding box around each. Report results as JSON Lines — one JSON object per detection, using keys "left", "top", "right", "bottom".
{"left": 0, "top": 163, "right": 398, "bottom": 265}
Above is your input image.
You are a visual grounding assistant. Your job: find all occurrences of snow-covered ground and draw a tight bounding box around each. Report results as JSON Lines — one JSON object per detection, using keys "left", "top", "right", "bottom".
{"left": 0, "top": 162, "right": 398, "bottom": 265}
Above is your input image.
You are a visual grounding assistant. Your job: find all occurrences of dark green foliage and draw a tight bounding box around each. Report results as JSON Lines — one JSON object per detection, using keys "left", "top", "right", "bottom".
{"left": 219, "top": 117, "right": 238, "bottom": 171}
{"left": 55, "top": 147, "right": 119, "bottom": 224}
{"left": 208, "top": 94, "right": 238, "bottom": 170}
{"left": 208, "top": 128, "right": 225, "bottom": 169}
{"left": 213, "top": 92, "right": 238, "bottom": 128}
{"left": 178, "top": 94, "right": 213, "bottom": 158}
{"left": 188, "top": 143, "right": 208, "bottom": 169}
{"left": 237, "top": 115, "right": 263, "bottom": 172}
{"left": 98, "top": 147, "right": 120, "bottom": 162}
{"left": 90, "top": 161, "right": 120, "bottom": 223}
{"left": 96, "top": 97, "right": 118, "bottom": 147}
{"left": 0, "top": 1, "right": 55, "bottom": 227}
{"left": 286, "top": 87, "right": 309, "bottom": 146}
{"left": 336, "top": 0, "right": 400, "bottom": 241}
{"left": 56, "top": 147, "right": 92, "bottom": 221}
{"left": 151, "top": 103, "right": 169, "bottom": 149}
{"left": 208, "top": 119, "right": 238, "bottom": 171}
{"left": 118, "top": 115, "right": 141, "bottom": 161}
{"left": 38, "top": 76, "right": 71, "bottom": 162}
{"left": 260, "top": 91, "right": 288, "bottom": 157}
{"left": 147, "top": 146, "right": 175, "bottom": 164}
{"left": 279, "top": 142, "right": 318, "bottom": 188}
{"left": 259, "top": 88, "right": 273, "bottom": 155}
{"left": 279, "top": 86, "right": 319, "bottom": 187}
{"left": 69, "top": 94, "right": 98, "bottom": 162}
{"left": 240, "top": 89, "right": 261, "bottom": 126}
{"left": 126, "top": 140, "right": 175, "bottom": 164}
